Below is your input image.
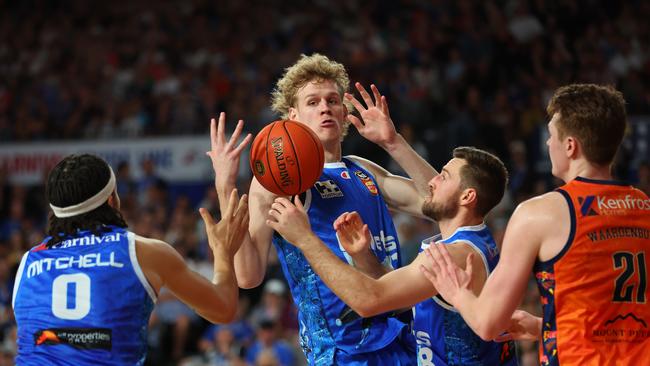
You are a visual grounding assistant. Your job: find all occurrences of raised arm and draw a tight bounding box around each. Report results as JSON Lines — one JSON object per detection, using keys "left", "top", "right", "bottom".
{"left": 205, "top": 113, "right": 275, "bottom": 288}
{"left": 138, "top": 189, "right": 249, "bottom": 323}
{"left": 420, "top": 193, "right": 565, "bottom": 340}
{"left": 345, "top": 83, "right": 437, "bottom": 216}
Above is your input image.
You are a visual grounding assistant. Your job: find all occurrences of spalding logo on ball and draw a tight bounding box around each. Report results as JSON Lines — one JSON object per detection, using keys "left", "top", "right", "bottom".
{"left": 249, "top": 120, "right": 324, "bottom": 195}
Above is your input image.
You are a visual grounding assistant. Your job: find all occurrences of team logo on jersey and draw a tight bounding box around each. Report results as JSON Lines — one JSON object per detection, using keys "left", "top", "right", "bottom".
{"left": 592, "top": 313, "right": 650, "bottom": 343}
{"left": 34, "top": 328, "right": 112, "bottom": 350}
{"left": 354, "top": 171, "right": 378, "bottom": 195}
{"left": 579, "top": 194, "right": 650, "bottom": 216}
{"left": 314, "top": 180, "right": 343, "bottom": 199}
{"left": 578, "top": 196, "right": 599, "bottom": 216}
{"left": 340, "top": 171, "right": 351, "bottom": 179}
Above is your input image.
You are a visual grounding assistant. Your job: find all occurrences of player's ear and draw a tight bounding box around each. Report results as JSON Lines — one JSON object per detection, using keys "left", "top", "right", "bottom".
{"left": 460, "top": 188, "right": 477, "bottom": 207}
{"left": 107, "top": 190, "right": 120, "bottom": 210}
{"left": 565, "top": 136, "right": 579, "bottom": 159}
{"left": 289, "top": 107, "right": 298, "bottom": 121}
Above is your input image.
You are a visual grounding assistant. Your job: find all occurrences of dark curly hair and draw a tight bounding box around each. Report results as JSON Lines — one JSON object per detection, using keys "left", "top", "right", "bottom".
{"left": 46, "top": 154, "right": 127, "bottom": 247}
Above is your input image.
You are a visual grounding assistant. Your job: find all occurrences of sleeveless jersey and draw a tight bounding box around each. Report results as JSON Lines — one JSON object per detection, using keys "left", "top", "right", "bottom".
{"left": 413, "top": 224, "right": 518, "bottom": 366}
{"left": 273, "top": 157, "right": 408, "bottom": 365}
{"left": 13, "top": 227, "right": 156, "bottom": 365}
{"left": 534, "top": 177, "right": 650, "bottom": 365}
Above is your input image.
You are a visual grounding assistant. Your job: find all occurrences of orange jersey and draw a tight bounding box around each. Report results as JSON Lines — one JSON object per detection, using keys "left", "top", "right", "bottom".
{"left": 534, "top": 177, "right": 650, "bottom": 365}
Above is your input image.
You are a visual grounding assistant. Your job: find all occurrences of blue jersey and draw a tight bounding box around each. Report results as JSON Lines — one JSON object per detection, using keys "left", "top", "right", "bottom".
{"left": 273, "top": 157, "right": 408, "bottom": 365}
{"left": 12, "top": 227, "right": 156, "bottom": 366}
{"left": 413, "top": 224, "right": 517, "bottom": 366}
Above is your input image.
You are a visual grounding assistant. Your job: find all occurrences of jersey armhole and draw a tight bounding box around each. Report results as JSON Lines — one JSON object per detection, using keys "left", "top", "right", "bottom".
{"left": 11, "top": 251, "right": 30, "bottom": 309}
{"left": 128, "top": 232, "right": 158, "bottom": 302}
{"left": 536, "top": 189, "right": 577, "bottom": 266}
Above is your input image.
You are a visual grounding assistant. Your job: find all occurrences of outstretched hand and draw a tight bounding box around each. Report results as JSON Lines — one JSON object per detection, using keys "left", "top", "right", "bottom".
{"left": 419, "top": 244, "right": 474, "bottom": 306}
{"left": 206, "top": 112, "right": 252, "bottom": 192}
{"left": 200, "top": 189, "right": 249, "bottom": 258}
{"left": 265, "top": 196, "right": 313, "bottom": 247}
{"left": 345, "top": 83, "right": 397, "bottom": 148}
{"left": 334, "top": 211, "right": 371, "bottom": 256}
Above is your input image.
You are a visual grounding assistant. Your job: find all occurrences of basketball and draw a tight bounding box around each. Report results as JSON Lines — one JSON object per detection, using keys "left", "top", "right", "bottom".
{"left": 249, "top": 120, "right": 324, "bottom": 196}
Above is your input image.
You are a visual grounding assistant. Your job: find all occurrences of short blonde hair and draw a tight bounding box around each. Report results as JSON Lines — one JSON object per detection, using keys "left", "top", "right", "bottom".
{"left": 271, "top": 54, "right": 352, "bottom": 139}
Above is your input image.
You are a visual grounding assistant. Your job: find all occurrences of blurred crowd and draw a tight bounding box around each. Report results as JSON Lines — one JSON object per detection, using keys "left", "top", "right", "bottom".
{"left": 1, "top": 0, "right": 650, "bottom": 365}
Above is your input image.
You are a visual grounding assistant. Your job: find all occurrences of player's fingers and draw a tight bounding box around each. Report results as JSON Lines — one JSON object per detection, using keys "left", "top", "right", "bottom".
{"left": 223, "top": 189, "right": 238, "bottom": 219}
{"left": 271, "top": 202, "right": 287, "bottom": 213}
{"left": 234, "top": 194, "right": 249, "bottom": 219}
{"left": 265, "top": 219, "right": 279, "bottom": 230}
{"left": 234, "top": 133, "right": 253, "bottom": 155}
{"left": 210, "top": 118, "right": 218, "bottom": 150}
{"left": 423, "top": 247, "right": 444, "bottom": 276}
{"left": 349, "top": 212, "right": 362, "bottom": 227}
{"left": 337, "top": 228, "right": 353, "bottom": 247}
{"left": 267, "top": 208, "right": 281, "bottom": 221}
{"left": 419, "top": 264, "right": 438, "bottom": 284}
{"left": 355, "top": 82, "right": 374, "bottom": 107}
{"left": 228, "top": 119, "right": 245, "bottom": 147}
{"left": 274, "top": 197, "right": 291, "bottom": 208}
{"left": 380, "top": 95, "right": 390, "bottom": 115}
{"left": 438, "top": 243, "right": 456, "bottom": 271}
{"left": 217, "top": 112, "right": 226, "bottom": 145}
{"left": 293, "top": 195, "right": 305, "bottom": 212}
{"left": 361, "top": 224, "right": 370, "bottom": 242}
{"left": 198, "top": 207, "right": 215, "bottom": 226}
{"left": 344, "top": 93, "right": 366, "bottom": 113}
{"left": 370, "top": 84, "right": 382, "bottom": 107}
{"left": 347, "top": 114, "right": 365, "bottom": 132}
{"left": 333, "top": 212, "right": 348, "bottom": 230}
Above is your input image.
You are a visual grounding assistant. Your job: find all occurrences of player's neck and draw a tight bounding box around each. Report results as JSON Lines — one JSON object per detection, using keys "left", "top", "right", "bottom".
{"left": 438, "top": 214, "right": 484, "bottom": 240}
{"left": 323, "top": 143, "right": 342, "bottom": 163}
{"left": 563, "top": 160, "right": 613, "bottom": 183}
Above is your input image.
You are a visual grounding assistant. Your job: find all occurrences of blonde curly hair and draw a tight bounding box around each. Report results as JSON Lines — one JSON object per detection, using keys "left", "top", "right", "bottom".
{"left": 271, "top": 54, "right": 352, "bottom": 139}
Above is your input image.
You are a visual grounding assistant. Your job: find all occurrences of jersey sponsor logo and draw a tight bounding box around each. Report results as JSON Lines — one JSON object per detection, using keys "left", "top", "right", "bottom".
{"left": 50, "top": 232, "right": 124, "bottom": 249}
{"left": 34, "top": 328, "right": 112, "bottom": 350}
{"left": 27, "top": 251, "right": 125, "bottom": 278}
{"left": 340, "top": 171, "right": 350, "bottom": 179}
{"left": 370, "top": 230, "right": 399, "bottom": 266}
{"left": 579, "top": 194, "right": 650, "bottom": 216}
{"left": 415, "top": 331, "right": 435, "bottom": 366}
{"left": 592, "top": 313, "right": 650, "bottom": 343}
{"left": 354, "top": 171, "right": 378, "bottom": 195}
{"left": 314, "top": 180, "right": 343, "bottom": 199}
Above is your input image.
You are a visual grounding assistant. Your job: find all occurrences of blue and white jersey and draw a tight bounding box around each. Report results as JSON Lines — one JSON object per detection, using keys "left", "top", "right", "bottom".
{"left": 13, "top": 226, "right": 156, "bottom": 366}
{"left": 273, "top": 157, "right": 408, "bottom": 365}
{"left": 413, "top": 224, "right": 518, "bottom": 366}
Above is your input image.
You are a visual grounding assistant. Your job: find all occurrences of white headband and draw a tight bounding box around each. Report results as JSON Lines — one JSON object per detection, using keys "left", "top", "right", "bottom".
{"left": 50, "top": 167, "right": 116, "bottom": 218}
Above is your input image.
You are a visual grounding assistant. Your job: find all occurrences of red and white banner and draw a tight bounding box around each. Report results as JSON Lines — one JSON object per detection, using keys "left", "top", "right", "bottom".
{"left": 0, "top": 136, "right": 249, "bottom": 185}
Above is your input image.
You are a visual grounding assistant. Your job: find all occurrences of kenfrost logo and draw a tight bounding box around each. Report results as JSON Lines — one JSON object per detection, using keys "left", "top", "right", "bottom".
{"left": 578, "top": 196, "right": 598, "bottom": 216}
{"left": 579, "top": 195, "right": 650, "bottom": 216}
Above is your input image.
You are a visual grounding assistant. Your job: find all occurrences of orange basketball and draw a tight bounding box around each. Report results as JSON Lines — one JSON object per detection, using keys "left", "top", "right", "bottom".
{"left": 249, "top": 120, "right": 324, "bottom": 195}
